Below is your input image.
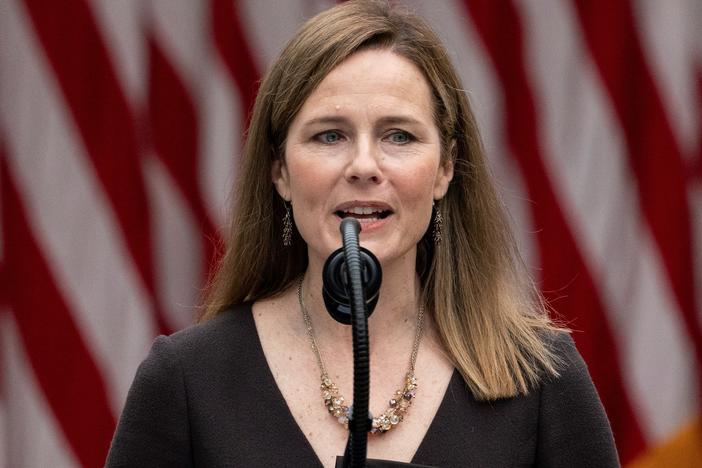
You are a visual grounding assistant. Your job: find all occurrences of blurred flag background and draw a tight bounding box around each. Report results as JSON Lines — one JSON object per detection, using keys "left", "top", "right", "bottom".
{"left": 1, "top": 0, "right": 700, "bottom": 466}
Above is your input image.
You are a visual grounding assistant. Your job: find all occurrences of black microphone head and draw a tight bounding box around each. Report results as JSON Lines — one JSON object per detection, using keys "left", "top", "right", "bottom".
{"left": 322, "top": 246, "right": 382, "bottom": 325}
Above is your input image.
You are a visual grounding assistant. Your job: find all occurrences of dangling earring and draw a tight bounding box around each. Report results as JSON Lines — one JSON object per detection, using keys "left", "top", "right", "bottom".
{"left": 432, "top": 200, "right": 443, "bottom": 245}
{"left": 282, "top": 202, "right": 293, "bottom": 247}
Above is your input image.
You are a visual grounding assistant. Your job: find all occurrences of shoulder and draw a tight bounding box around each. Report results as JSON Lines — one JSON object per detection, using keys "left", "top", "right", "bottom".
{"left": 543, "top": 331, "right": 586, "bottom": 379}
{"left": 146, "top": 303, "right": 255, "bottom": 365}
{"left": 537, "top": 331, "right": 603, "bottom": 419}
{"left": 124, "top": 302, "right": 256, "bottom": 392}
{"left": 539, "top": 331, "right": 600, "bottom": 402}
{"left": 165, "top": 303, "right": 255, "bottom": 355}
{"left": 133, "top": 303, "right": 258, "bottom": 389}
{"left": 534, "top": 331, "right": 620, "bottom": 467}
{"left": 107, "top": 303, "right": 261, "bottom": 466}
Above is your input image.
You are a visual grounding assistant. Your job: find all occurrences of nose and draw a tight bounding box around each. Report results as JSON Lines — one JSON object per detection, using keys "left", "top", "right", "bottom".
{"left": 344, "top": 138, "right": 384, "bottom": 184}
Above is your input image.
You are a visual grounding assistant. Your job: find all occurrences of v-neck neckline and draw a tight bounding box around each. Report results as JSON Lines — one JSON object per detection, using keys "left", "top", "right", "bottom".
{"left": 245, "top": 305, "right": 458, "bottom": 467}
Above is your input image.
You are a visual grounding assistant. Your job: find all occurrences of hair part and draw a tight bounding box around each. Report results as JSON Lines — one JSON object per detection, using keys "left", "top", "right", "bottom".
{"left": 200, "top": 0, "right": 566, "bottom": 401}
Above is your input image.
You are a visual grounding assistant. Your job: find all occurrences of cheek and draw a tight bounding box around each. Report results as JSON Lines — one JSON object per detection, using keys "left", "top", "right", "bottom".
{"left": 400, "top": 163, "right": 441, "bottom": 198}
{"left": 395, "top": 163, "right": 440, "bottom": 228}
{"left": 289, "top": 171, "right": 332, "bottom": 207}
{"left": 286, "top": 166, "right": 338, "bottom": 235}
{"left": 394, "top": 178, "right": 435, "bottom": 231}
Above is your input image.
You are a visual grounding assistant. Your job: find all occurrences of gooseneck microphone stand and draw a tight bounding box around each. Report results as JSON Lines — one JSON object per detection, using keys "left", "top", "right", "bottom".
{"left": 323, "top": 219, "right": 432, "bottom": 468}
{"left": 340, "top": 218, "right": 370, "bottom": 468}
{"left": 323, "top": 218, "right": 381, "bottom": 468}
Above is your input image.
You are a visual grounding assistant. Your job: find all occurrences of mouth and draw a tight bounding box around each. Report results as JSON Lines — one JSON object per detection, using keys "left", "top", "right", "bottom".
{"left": 334, "top": 203, "right": 393, "bottom": 223}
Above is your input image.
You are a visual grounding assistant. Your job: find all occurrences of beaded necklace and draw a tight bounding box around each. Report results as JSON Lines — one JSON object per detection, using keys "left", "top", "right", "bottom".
{"left": 297, "top": 278, "right": 424, "bottom": 433}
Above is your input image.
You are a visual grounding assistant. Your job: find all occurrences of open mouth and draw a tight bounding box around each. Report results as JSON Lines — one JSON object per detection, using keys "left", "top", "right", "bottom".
{"left": 334, "top": 207, "right": 393, "bottom": 220}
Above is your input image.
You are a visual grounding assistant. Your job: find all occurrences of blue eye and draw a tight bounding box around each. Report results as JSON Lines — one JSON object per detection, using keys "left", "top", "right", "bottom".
{"left": 316, "top": 131, "right": 343, "bottom": 144}
{"left": 388, "top": 131, "right": 411, "bottom": 144}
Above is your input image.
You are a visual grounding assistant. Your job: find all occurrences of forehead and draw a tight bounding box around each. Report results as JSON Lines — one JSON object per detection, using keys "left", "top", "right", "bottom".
{"left": 296, "top": 49, "right": 434, "bottom": 120}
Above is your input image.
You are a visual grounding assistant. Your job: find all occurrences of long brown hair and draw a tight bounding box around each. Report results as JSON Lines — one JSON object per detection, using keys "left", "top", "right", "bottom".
{"left": 201, "top": 0, "right": 564, "bottom": 400}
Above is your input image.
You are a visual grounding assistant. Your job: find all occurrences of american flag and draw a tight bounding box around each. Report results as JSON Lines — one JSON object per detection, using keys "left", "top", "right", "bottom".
{"left": 1, "top": 0, "right": 700, "bottom": 466}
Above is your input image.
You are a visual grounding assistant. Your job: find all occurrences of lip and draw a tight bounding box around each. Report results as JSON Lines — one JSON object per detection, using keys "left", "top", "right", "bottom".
{"left": 333, "top": 200, "right": 393, "bottom": 212}
{"left": 332, "top": 200, "right": 394, "bottom": 233}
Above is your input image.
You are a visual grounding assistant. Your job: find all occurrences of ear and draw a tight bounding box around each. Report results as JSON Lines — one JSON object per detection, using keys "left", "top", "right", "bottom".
{"left": 433, "top": 142, "right": 455, "bottom": 199}
{"left": 271, "top": 158, "right": 291, "bottom": 201}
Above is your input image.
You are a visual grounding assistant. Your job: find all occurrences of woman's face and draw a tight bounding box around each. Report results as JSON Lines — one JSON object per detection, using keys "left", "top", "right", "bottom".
{"left": 273, "top": 48, "right": 453, "bottom": 269}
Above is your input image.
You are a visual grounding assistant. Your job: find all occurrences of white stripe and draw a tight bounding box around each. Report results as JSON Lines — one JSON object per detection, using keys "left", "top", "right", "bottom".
{"left": 0, "top": 313, "right": 78, "bottom": 468}
{"left": 0, "top": 314, "right": 6, "bottom": 466}
{"left": 692, "top": 184, "right": 702, "bottom": 325}
{"left": 693, "top": 0, "right": 702, "bottom": 327}
{"left": 636, "top": 0, "right": 702, "bottom": 398}
{"left": 406, "top": 0, "right": 540, "bottom": 270}
{"left": 145, "top": 1, "right": 210, "bottom": 329}
{"left": 516, "top": 0, "right": 698, "bottom": 442}
{"left": 200, "top": 58, "right": 242, "bottom": 228}
{"left": 150, "top": 0, "right": 207, "bottom": 94}
{"left": 0, "top": 0, "right": 157, "bottom": 415}
{"left": 0, "top": 393, "right": 5, "bottom": 468}
{"left": 144, "top": 154, "right": 203, "bottom": 331}
{"left": 91, "top": 0, "right": 147, "bottom": 106}
{"left": 239, "top": 0, "right": 334, "bottom": 70}
{"left": 633, "top": 0, "right": 700, "bottom": 158}
{"left": 634, "top": 0, "right": 702, "bottom": 330}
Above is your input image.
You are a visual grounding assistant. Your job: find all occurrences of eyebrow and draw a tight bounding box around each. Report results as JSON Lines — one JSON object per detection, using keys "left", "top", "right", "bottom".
{"left": 301, "top": 115, "right": 426, "bottom": 127}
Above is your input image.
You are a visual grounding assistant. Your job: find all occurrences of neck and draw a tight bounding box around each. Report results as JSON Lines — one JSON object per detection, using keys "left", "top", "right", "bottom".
{"left": 301, "top": 251, "right": 421, "bottom": 344}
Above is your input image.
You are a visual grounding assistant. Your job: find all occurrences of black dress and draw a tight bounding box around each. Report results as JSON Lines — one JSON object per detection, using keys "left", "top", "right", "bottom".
{"left": 106, "top": 304, "right": 619, "bottom": 467}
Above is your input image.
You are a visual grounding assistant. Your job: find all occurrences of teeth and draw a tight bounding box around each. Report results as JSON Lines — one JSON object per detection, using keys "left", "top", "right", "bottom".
{"left": 345, "top": 207, "right": 382, "bottom": 215}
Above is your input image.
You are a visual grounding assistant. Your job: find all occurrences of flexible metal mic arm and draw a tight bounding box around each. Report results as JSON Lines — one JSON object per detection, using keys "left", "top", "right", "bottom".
{"left": 339, "top": 217, "right": 371, "bottom": 468}
{"left": 324, "top": 220, "right": 437, "bottom": 467}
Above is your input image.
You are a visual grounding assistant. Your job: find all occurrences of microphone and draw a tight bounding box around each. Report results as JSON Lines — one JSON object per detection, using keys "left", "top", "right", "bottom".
{"left": 322, "top": 217, "right": 381, "bottom": 468}
{"left": 322, "top": 217, "right": 422, "bottom": 468}
{"left": 322, "top": 220, "right": 382, "bottom": 324}
{"left": 323, "top": 220, "right": 429, "bottom": 468}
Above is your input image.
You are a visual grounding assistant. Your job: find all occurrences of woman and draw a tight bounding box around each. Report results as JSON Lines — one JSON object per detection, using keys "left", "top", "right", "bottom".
{"left": 107, "top": 1, "right": 619, "bottom": 466}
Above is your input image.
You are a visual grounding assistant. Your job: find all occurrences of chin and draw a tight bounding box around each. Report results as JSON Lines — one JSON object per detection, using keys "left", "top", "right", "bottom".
{"left": 360, "top": 240, "right": 418, "bottom": 268}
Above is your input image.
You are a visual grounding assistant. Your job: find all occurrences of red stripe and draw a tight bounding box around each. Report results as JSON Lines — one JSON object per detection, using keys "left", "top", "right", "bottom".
{"left": 571, "top": 0, "right": 702, "bottom": 378}
{"left": 148, "top": 38, "right": 221, "bottom": 275}
{"left": 211, "top": 0, "right": 260, "bottom": 122}
{"left": 0, "top": 141, "right": 5, "bottom": 309}
{"left": 2, "top": 158, "right": 116, "bottom": 468}
{"left": 697, "top": 72, "right": 702, "bottom": 184}
{"left": 0, "top": 258, "right": 5, "bottom": 308}
{"left": 21, "top": 0, "right": 171, "bottom": 335}
{"left": 463, "top": 0, "right": 646, "bottom": 462}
